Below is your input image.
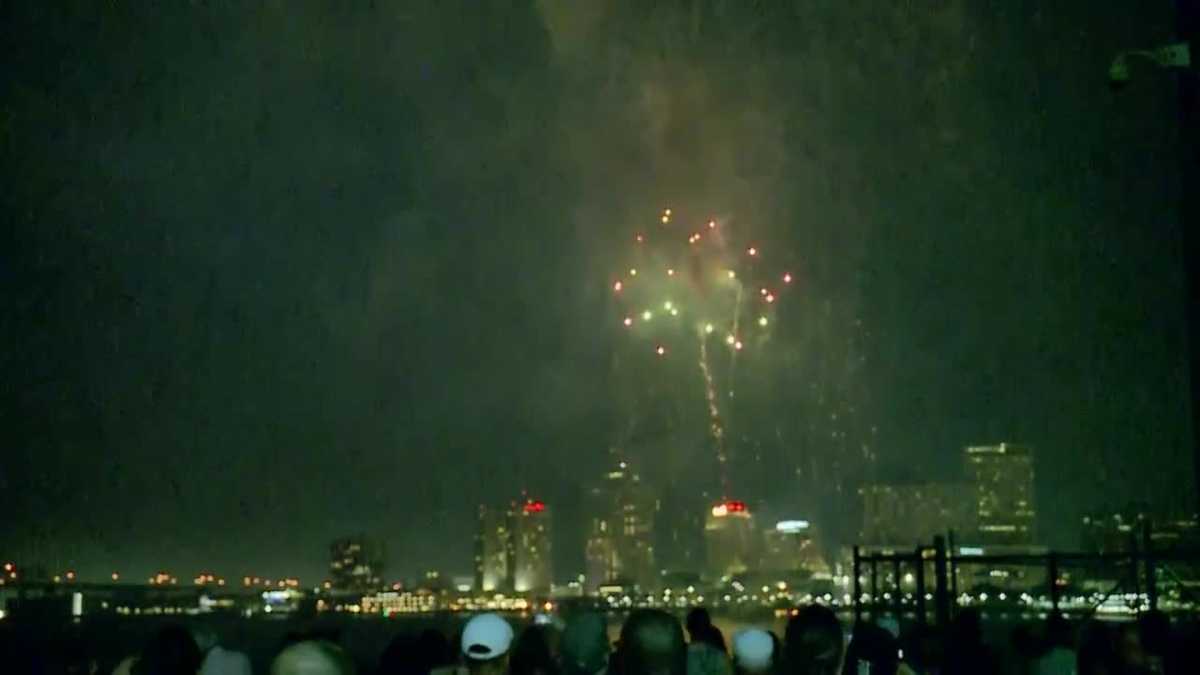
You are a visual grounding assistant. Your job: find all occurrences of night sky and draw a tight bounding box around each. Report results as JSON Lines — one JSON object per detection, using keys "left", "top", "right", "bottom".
{"left": 2, "top": 2, "right": 1193, "bottom": 584}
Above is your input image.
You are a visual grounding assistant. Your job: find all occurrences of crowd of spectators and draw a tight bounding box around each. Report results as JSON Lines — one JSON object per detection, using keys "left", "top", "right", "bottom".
{"left": 5, "top": 604, "right": 1200, "bottom": 675}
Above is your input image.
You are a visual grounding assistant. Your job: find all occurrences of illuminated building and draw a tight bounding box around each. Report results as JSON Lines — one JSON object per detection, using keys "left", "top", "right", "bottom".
{"left": 954, "top": 544, "right": 1049, "bottom": 592}
{"left": 475, "top": 497, "right": 553, "bottom": 594}
{"left": 704, "top": 500, "right": 758, "bottom": 580}
{"left": 475, "top": 503, "right": 515, "bottom": 593}
{"left": 362, "top": 590, "right": 438, "bottom": 615}
{"left": 965, "top": 444, "right": 1035, "bottom": 545}
{"left": 761, "top": 520, "right": 829, "bottom": 575}
{"left": 329, "top": 536, "right": 384, "bottom": 592}
{"left": 512, "top": 498, "right": 553, "bottom": 593}
{"left": 1081, "top": 510, "right": 1147, "bottom": 554}
{"left": 858, "top": 483, "right": 974, "bottom": 546}
{"left": 585, "top": 459, "right": 656, "bottom": 591}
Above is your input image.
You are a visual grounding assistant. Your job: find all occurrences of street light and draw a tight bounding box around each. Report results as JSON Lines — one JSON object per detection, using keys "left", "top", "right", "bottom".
{"left": 1108, "top": 42, "right": 1191, "bottom": 88}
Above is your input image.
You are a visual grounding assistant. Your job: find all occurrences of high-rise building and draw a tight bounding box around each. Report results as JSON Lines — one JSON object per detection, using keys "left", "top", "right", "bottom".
{"left": 704, "top": 500, "right": 758, "bottom": 580}
{"left": 511, "top": 498, "right": 553, "bottom": 593}
{"left": 964, "top": 443, "right": 1035, "bottom": 545}
{"left": 329, "top": 536, "right": 384, "bottom": 593}
{"left": 858, "top": 483, "right": 975, "bottom": 546}
{"left": 761, "top": 519, "right": 829, "bottom": 575}
{"left": 585, "top": 459, "right": 656, "bottom": 591}
{"left": 474, "top": 503, "right": 515, "bottom": 593}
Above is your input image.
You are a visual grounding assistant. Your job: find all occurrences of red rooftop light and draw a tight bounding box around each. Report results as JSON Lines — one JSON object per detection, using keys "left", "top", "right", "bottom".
{"left": 523, "top": 500, "right": 546, "bottom": 514}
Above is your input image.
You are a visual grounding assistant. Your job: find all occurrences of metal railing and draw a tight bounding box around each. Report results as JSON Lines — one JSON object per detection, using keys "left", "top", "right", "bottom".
{"left": 852, "top": 526, "right": 1200, "bottom": 626}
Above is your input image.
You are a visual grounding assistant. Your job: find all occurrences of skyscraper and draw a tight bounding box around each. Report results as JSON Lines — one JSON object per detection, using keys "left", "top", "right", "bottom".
{"left": 474, "top": 503, "right": 514, "bottom": 593}
{"left": 329, "top": 536, "right": 384, "bottom": 593}
{"left": 858, "top": 482, "right": 975, "bottom": 546}
{"left": 704, "top": 499, "right": 758, "bottom": 580}
{"left": 511, "top": 498, "right": 553, "bottom": 593}
{"left": 584, "top": 459, "right": 656, "bottom": 591}
{"left": 761, "top": 519, "right": 829, "bottom": 575}
{"left": 964, "top": 443, "right": 1035, "bottom": 545}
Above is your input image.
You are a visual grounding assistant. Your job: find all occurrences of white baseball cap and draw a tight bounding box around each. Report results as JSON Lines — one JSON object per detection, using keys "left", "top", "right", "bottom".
{"left": 461, "top": 613, "right": 515, "bottom": 660}
{"left": 732, "top": 629, "right": 774, "bottom": 672}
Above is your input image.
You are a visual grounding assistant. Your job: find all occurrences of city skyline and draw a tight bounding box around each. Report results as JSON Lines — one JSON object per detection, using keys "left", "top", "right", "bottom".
{"left": 3, "top": 2, "right": 1195, "bottom": 582}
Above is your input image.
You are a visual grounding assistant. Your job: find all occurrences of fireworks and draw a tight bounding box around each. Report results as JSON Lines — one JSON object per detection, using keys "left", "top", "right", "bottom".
{"left": 610, "top": 208, "right": 791, "bottom": 356}
{"left": 610, "top": 207, "right": 795, "bottom": 490}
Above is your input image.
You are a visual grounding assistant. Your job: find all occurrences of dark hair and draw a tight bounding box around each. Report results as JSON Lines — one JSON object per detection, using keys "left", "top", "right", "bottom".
{"left": 132, "top": 625, "right": 202, "bottom": 675}
{"left": 511, "top": 625, "right": 560, "bottom": 675}
{"left": 615, "top": 609, "right": 687, "bottom": 675}
{"left": 840, "top": 623, "right": 897, "bottom": 675}
{"left": 1077, "top": 621, "right": 1117, "bottom": 675}
{"left": 686, "top": 608, "right": 713, "bottom": 636}
{"left": 783, "top": 605, "right": 843, "bottom": 675}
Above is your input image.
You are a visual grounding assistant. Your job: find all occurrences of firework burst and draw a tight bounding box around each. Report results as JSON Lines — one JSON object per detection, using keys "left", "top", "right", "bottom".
{"left": 610, "top": 207, "right": 794, "bottom": 491}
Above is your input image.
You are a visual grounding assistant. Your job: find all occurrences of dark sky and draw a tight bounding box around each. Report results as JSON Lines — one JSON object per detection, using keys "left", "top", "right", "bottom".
{"left": 2, "top": 1, "right": 1193, "bottom": 584}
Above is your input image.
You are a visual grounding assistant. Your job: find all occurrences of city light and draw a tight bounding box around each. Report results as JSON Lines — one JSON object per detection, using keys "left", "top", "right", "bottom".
{"left": 667, "top": 268, "right": 675, "bottom": 276}
{"left": 656, "top": 345, "right": 666, "bottom": 356}
{"left": 704, "top": 323, "right": 714, "bottom": 334}
{"left": 758, "top": 316, "right": 768, "bottom": 327}
{"left": 623, "top": 317, "right": 633, "bottom": 327}
{"left": 523, "top": 500, "right": 546, "bottom": 514}
{"left": 775, "top": 520, "right": 810, "bottom": 532}
{"left": 734, "top": 340, "right": 744, "bottom": 351}
{"left": 726, "top": 335, "right": 736, "bottom": 346}
{"left": 635, "top": 234, "right": 644, "bottom": 243}
{"left": 613, "top": 281, "right": 622, "bottom": 292}
{"left": 783, "top": 273, "right": 792, "bottom": 283}
{"left": 765, "top": 294, "right": 775, "bottom": 303}
{"left": 629, "top": 268, "right": 637, "bottom": 276}
{"left": 708, "top": 220, "right": 716, "bottom": 229}
{"left": 670, "top": 308, "right": 679, "bottom": 316}
{"left": 642, "top": 310, "right": 653, "bottom": 321}
{"left": 747, "top": 247, "right": 757, "bottom": 256}
{"left": 663, "top": 301, "right": 673, "bottom": 310}
{"left": 111, "top": 572, "right": 120, "bottom": 582}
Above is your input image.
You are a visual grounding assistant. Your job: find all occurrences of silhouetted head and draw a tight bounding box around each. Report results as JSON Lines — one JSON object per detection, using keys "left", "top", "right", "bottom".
{"left": 462, "top": 614, "right": 515, "bottom": 675}
{"left": 616, "top": 609, "right": 688, "bottom": 675}
{"left": 270, "top": 640, "right": 355, "bottom": 675}
{"left": 1044, "top": 612, "right": 1073, "bottom": 650}
{"left": 417, "top": 629, "right": 453, "bottom": 669}
{"left": 686, "top": 609, "right": 714, "bottom": 639}
{"left": 840, "top": 623, "right": 897, "bottom": 675}
{"left": 511, "top": 625, "right": 561, "bottom": 675}
{"left": 133, "top": 625, "right": 203, "bottom": 675}
{"left": 1077, "top": 621, "right": 1117, "bottom": 675}
{"left": 783, "top": 605, "right": 843, "bottom": 675}
{"left": 731, "top": 628, "right": 774, "bottom": 674}
{"left": 948, "top": 608, "right": 983, "bottom": 645}
{"left": 1136, "top": 610, "right": 1170, "bottom": 661}
{"left": 561, "top": 612, "right": 610, "bottom": 675}
{"left": 378, "top": 634, "right": 420, "bottom": 675}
